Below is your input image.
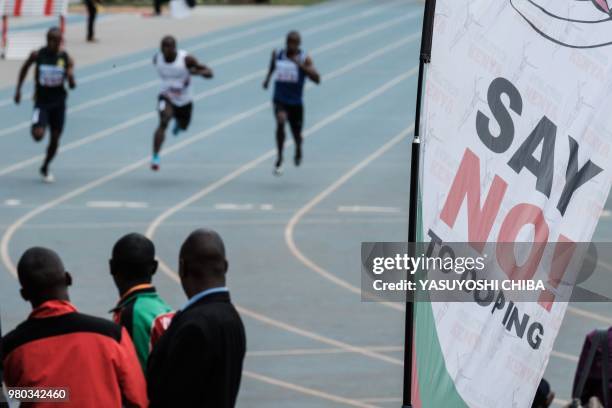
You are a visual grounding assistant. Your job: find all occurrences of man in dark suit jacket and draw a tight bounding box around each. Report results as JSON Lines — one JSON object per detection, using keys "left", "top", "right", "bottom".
{"left": 147, "top": 229, "right": 246, "bottom": 408}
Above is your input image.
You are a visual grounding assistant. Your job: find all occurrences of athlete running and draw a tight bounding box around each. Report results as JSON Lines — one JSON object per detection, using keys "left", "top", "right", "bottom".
{"left": 263, "top": 30, "right": 320, "bottom": 176}
{"left": 151, "top": 35, "right": 213, "bottom": 171}
{"left": 14, "top": 27, "right": 75, "bottom": 183}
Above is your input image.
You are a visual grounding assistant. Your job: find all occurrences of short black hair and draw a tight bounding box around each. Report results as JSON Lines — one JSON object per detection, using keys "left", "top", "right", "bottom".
{"left": 111, "top": 233, "right": 156, "bottom": 280}
{"left": 17, "top": 247, "right": 66, "bottom": 292}
{"left": 161, "top": 35, "right": 176, "bottom": 47}
{"left": 180, "top": 229, "right": 227, "bottom": 278}
{"left": 287, "top": 30, "right": 300, "bottom": 42}
{"left": 47, "top": 27, "right": 61, "bottom": 39}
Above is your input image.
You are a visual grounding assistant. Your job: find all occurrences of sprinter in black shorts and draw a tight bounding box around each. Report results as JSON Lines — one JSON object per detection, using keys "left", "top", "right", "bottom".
{"left": 151, "top": 36, "right": 212, "bottom": 171}
{"left": 263, "top": 31, "right": 320, "bottom": 176}
{"left": 14, "top": 27, "right": 75, "bottom": 183}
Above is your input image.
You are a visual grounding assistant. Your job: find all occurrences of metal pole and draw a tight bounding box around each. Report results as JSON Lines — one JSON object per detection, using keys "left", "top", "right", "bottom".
{"left": 0, "top": 311, "right": 7, "bottom": 407}
{"left": 402, "top": 0, "right": 437, "bottom": 406}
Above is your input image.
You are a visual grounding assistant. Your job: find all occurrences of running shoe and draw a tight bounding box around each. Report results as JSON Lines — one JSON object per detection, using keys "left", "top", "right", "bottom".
{"left": 40, "top": 167, "right": 55, "bottom": 183}
{"left": 151, "top": 154, "right": 161, "bottom": 171}
{"left": 273, "top": 157, "right": 283, "bottom": 176}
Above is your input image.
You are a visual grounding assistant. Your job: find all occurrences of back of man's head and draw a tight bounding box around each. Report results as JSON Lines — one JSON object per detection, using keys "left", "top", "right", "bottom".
{"left": 17, "top": 247, "right": 70, "bottom": 307}
{"left": 179, "top": 229, "right": 228, "bottom": 298}
{"left": 110, "top": 234, "right": 157, "bottom": 290}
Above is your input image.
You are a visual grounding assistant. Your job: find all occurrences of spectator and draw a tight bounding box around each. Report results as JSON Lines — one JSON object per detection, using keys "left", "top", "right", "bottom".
{"left": 84, "top": 0, "right": 101, "bottom": 42}
{"left": 147, "top": 229, "right": 246, "bottom": 408}
{"left": 2, "top": 247, "right": 147, "bottom": 408}
{"left": 572, "top": 328, "right": 611, "bottom": 407}
{"left": 109, "top": 233, "right": 174, "bottom": 370}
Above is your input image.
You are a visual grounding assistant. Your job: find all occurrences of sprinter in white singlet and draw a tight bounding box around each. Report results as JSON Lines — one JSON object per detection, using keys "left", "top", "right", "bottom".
{"left": 151, "top": 35, "right": 213, "bottom": 171}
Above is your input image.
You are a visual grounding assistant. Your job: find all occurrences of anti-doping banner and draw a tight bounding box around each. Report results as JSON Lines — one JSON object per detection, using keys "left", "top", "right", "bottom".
{"left": 416, "top": 1, "right": 612, "bottom": 407}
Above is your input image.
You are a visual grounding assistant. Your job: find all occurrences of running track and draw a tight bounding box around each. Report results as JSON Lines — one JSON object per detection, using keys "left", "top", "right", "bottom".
{"left": 0, "top": 1, "right": 610, "bottom": 406}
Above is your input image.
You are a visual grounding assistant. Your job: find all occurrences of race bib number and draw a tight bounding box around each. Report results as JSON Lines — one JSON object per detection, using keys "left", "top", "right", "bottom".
{"left": 276, "top": 60, "right": 299, "bottom": 83}
{"left": 38, "top": 64, "right": 65, "bottom": 87}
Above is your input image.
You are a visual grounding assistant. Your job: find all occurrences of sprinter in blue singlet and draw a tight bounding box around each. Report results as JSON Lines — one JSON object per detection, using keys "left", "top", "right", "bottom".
{"left": 263, "top": 31, "right": 320, "bottom": 176}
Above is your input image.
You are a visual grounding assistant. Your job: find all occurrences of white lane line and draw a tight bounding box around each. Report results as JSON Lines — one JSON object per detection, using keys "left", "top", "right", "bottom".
{"left": 285, "top": 127, "right": 412, "bottom": 312}
{"left": 215, "top": 203, "right": 255, "bottom": 211}
{"left": 550, "top": 350, "right": 579, "bottom": 363}
{"left": 214, "top": 203, "right": 275, "bottom": 211}
{"left": 0, "top": 1, "right": 410, "bottom": 139}
{"left": 243, "top": 371, "right": 380, "bottom": 408}
{"left": 601, "top": 209, "right": 611, "bottom": 218}
{"left": 567, "top": 305, "right": 612, "bottom": 325}
{"left": 0, "top": 23, "right": 419, "bottom": 178}
{"left": 4, "top": 199, "right": 21, "bottom": 206}
{"left": 248, "top": 345, "right": 403, "bottom": 357}
{"left": 1, "top": 44, "right": 420, "bottom": 277}
{"left": 0, "top": 0, "right": 374, "bottom": 109}
{"left": 337, "top": 205, "right": 402, "bottom": 213}
{"left": 86, "top": 201, "right": 149, "bottom": 209}
{"left": 144, "top": 69, "right": 418, "bottom": 241}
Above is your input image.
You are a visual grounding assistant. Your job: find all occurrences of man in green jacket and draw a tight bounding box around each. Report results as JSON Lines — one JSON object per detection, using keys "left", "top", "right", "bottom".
{"left": 109, "top": 233, "right": 174, "bottom": 370}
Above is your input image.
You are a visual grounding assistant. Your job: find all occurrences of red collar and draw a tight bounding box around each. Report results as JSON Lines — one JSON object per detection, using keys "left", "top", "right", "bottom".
{"left": 29, "top": 300, "right": 77, "bottom": 319}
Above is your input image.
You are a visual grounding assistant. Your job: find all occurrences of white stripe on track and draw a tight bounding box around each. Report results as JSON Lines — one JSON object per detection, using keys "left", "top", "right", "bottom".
{"left": 242, "top": 371, "right": 381, "bottom": 408}
{"left": 0, "top": 0, "right": 414, "bottom": 139}
{"left": 0, "top": 24, "right": 420, "bottom": 178}
{"left": 284, "top": 127, "right": 411, "bottom": 312}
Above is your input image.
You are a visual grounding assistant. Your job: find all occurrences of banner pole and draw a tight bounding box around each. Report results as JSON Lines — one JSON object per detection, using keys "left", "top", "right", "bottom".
{"left": 402, "top": 0, "right": 437, "bottom": 407}
{"left": 0, "top": 310, "right": 7, "bottom": 407}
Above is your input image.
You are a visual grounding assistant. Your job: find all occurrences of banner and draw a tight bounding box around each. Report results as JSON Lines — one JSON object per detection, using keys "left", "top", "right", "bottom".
{"left": 416, "top": 0, "right": 612, "bottom": 407}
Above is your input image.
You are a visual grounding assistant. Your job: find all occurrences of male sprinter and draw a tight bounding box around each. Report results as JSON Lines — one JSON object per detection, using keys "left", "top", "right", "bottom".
{"left": 263, "top": 30, "right": 320, "bottom": 176}
{"left": 151, "top": 35, "right": 213, "bottom": 171}
{"left": 14, "top": 27, "right": 75, "bottom": 183}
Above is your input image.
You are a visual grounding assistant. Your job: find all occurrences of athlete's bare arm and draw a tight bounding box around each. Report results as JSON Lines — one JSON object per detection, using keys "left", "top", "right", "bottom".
{"left": 295, "top": 55, "right": 320, "bottom": 85}
{"left": 185, "top": 55, "right": 213, "bottom": 79}
{"left": 67, "top": 56, "right": 76, "bottom": 89}
{"left": 14, "top": 51, "right": 38, "bottom": 104}
{"left": 262, "top": 50, "right": 277, "bottom": 90}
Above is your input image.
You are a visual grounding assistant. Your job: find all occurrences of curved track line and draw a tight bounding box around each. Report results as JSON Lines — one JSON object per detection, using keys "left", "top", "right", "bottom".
{"left": 0, "top": 1, "right": 413, "bottom": 139}
{"left": 284, "top": 127, "right": 412, "bottom": 312}
{"left": 0, "top": 19, "right": 419, "bottom": 178}
{"left": 0, "top": 0, "right": 374, "bottom": 109}
{"left": 242, "top": 370, "right": 381, "bottom": 408}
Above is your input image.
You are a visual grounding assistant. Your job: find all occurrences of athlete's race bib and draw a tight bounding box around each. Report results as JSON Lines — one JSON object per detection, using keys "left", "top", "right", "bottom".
{"left": 275, "top": 60, "right": 299, "bottom": 83}
{"left": 38, "top": 64, "right": 65, "bottom": 87}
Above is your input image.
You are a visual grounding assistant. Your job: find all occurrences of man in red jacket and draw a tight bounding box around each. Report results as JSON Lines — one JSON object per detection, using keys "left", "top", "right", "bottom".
{"left": 2, "top": 247, "right": 147, "bottom": 408}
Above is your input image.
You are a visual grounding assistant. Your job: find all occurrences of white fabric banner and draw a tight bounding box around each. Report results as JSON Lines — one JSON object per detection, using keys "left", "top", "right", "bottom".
{"left": 419, "top": 0, "right": 612, "bottom": 407}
